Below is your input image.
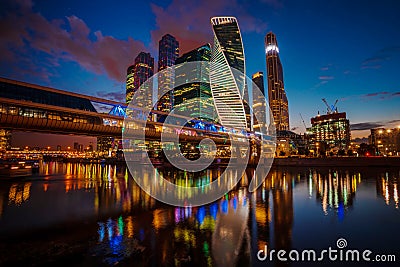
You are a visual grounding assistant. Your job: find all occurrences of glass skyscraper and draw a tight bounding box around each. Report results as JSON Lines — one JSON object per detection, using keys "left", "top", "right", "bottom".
{"left": 210, "top": 16, "right": 248, "bottom": 129}
{"left": 252, "top": 71, "right": 266, "bottom": 132}
{"left": 126, "top": 52, "right": 154, "bottom": 106}
{"left": 265, "top": 32, "right": 289, "bottom": 132}
{"left": 157, "top": 34, "right": 179, "bottom": 112}
{"left": 174, "top": 44, "right": 216, "bottom": 122}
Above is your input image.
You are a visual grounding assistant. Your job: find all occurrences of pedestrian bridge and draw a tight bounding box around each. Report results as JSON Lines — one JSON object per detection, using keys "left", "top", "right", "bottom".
{"left": 0, "top": 77, "right": 273, "bottom": 147}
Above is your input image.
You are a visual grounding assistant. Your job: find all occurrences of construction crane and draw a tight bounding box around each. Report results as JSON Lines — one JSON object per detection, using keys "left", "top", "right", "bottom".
{"left": 299, "top": 113, "right": 307, "bottom": 130}
{"left": 332, "top": 99, "right": 338, "bottom": 113}
{"left": 322, "top": 98, "right": 339, "bottom": 114}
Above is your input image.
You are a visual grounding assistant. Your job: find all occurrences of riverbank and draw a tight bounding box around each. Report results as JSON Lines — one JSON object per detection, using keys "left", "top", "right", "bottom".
{"left": 273, "top": 156, "right": 400, "bottom": 167}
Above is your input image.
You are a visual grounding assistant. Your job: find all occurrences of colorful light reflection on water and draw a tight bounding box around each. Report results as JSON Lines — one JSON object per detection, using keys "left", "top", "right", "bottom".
{"left": 0, "top": 163, "right": 399, "bottom": 266}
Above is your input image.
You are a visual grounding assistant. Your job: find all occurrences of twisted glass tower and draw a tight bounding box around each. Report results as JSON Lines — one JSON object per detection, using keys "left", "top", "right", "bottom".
{"left": 210, "top": 17, "right": 247, "bottom": 129}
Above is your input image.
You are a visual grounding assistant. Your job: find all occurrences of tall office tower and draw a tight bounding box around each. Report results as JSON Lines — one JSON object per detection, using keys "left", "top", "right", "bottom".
{"left": 252, "top": 71, "right": 266, "bottom": 132}
{"left": 126, "top": 52, "right": 154, "bottom": 106}
{"left": 265, "top": 32, "right": 289, "bottom": 132}
{"left": 157, "top": 34, "right": 179, "bottom": 112}
{"left": 210, "top": 16, "right": 248, "bottom": 129}
{"left": 252, "top": 71, "right": 265, "bottom": 96}
{"left": 174, "top": 44, "right": 216, "bottom": 122}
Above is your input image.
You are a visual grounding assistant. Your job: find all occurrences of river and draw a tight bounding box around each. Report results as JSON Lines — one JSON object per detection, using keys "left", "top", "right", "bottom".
{"left": 0, "top": 162, "right": 398, "bottom": 266}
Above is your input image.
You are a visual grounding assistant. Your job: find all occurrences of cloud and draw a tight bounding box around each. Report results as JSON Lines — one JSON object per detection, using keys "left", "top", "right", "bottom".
{"left": 318, "top": 76, "right": 334, "bottom": 80}
{"left": 97, "top": 91, "right": 125, "bottom": 102}
{"left": 0, "top": 0, "right": 147, "bottom": 82}
{"left": 309, "top": 80, "right": 328, "bottom": 90}
{"left": 361, "top": 46, "right": 400, "bottom": 70}
{"left": 351, "top": 122, "right": 384, "bottom": 131}
{"left": 351, "top": 119, "right": 400, "bottom": 131}
{"left": 363, "top": 91, "right": 389, "bottom": 97}
{"left": 377, "top": 46, "right": 400, "bottom": 54}
{"left": 150, "top": 0, "right": 268, "bottom": 55}
{"left": 362, "top": 56, "right": 390, "bottom": 65}
{"left": 387, "top": 119, "right": 400, "bottom": 124}
{"left": 320, "top": 63, "right": 332, "bottom": 71}
{"left": 392, "top": 92, "right": 400, "bottom": 96}
{"left": 361, "top": 64, "right": 382, "bottom": 70}
{"left": 361, "top": 91, "right": 400, "bottom": 100}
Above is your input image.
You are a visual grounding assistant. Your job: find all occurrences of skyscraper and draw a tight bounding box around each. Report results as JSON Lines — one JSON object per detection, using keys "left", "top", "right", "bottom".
{"left": 252, "top": 71, "right": 266, "bottom": 132}
{"left": 174, "top": 44, "right": 216, "bottom": 122}
{"left": 265, "top": 32, "right": 289, "bottom": 132}
{"left": 210, "top": 16, "right": 248, "bottom": 129}
{"left": 157, "top": 34, "right": 179, "bottom": 112}
{"left": 126, "top": 52, "right": 154, "bottom": 105}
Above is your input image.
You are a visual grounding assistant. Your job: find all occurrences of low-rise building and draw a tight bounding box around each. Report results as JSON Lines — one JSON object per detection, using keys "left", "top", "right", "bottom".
{"left": 308, "top": 112, "right": 350, "bottom": 156}
{"left": 369, "top": 127, "right": 400, "bottom": 156}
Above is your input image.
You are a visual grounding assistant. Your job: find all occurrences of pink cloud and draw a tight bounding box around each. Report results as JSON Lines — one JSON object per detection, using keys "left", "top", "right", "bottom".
{"left": 318, "top": 75, "right": 334, "bottom": 80}
{"left": 0, "top": 1, "right": 147, "bottom": 82}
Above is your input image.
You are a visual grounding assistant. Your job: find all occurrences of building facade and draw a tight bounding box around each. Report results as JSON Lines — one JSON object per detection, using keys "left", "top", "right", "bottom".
{"left": 157, "top": 34, "right": 179, "bottom": 112}
{"left": 308, "top": 112, "right": 350, "bottom": 155}
{"left": 174, "top": 44, "right": 216, "bottom": 122}
{"left": 126, "top": 52, "right": 154, "bottom": 106}
{"left": 210, "top": 16, "right": 248, "bottom": 130}
{"left": 369, "top": 127, "right": 400, "bottom": 156}
{"left": 252, "top": 71, "right": 266, "bottom": 133}
{"left": 265, "top": 32, "right": 289, "bottom": 132}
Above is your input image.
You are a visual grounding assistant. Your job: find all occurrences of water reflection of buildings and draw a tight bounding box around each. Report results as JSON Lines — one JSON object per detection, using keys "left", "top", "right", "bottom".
{"left": 0, "top": 163, "right": 157, "bottom": 233}
{"left": 312, "top": 170, "right": 359, "bottom": 218}
{"left": 93, "top": 186, "right": 251, "bottom": 267}
{"left": 265, "top": 168, "right": 294, "bottom": 255}
{"left": 7, "top": 182, "right": 31, "bottom": 206}
{"left": 4, "top": 163, "right": 398, "bottom": 265}
{"left": 91, "top": 168, "right": 298, "bottom": 266}
{"left": 376, "top": 172, "right": 399, "bottom": 209}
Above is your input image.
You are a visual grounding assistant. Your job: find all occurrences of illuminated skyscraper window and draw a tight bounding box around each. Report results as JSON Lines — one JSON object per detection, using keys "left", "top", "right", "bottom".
{"left": 252, "top": 71, "right": 266, "bottom": 132}
{"left": 174, "top": 44, "right": 216, "bottom": 122}
{"left": 265, "top": 32, "right": 289, "bottom": 131}
{"left": 157, "top": 34, "right": 179, "bottom": 112}
{"left": 126, "top": 52, "right": 154, "bottom": 106}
